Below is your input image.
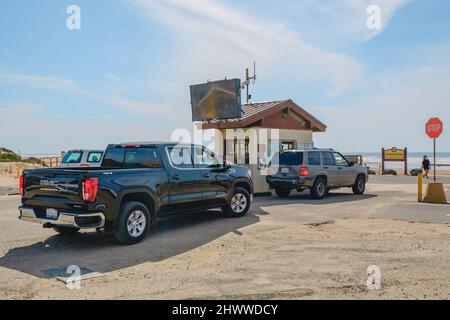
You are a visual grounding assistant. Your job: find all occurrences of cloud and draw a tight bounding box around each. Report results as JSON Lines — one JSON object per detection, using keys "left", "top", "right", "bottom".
{"left": 0, "top": 119, "right": 174, "bottom": 154}
{"left": 104, "top": 72, "right": 129, "bottom": 94}
{"left": 343, "top": 0, "right": 411, "bottom": 42}
{"left": 0, "top": 100, "right": 43, "bottom": 115}
{"left": 282, "top": 0, "right": 410, "bottom": 47}
{"left": 133, "top": 0, "right": 363, "bottom": 97}
{"left": 313, "top": 57, "right": 450, "bottom": 152}
{"left": 0, "top": 73, "right": 80, "bottom": 91}
{"left": 109, "top": 96, "right": 188, "bottom": 124}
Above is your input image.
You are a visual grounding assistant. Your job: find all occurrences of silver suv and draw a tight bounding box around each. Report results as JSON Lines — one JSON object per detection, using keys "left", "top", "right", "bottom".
{"left": 266, "top": 149, "right": 368, "bottom": 199}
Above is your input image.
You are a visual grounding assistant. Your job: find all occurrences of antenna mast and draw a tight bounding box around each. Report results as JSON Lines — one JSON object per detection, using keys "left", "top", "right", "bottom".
{"left": 243, "top": 62, "right": 256, "bottom": 103}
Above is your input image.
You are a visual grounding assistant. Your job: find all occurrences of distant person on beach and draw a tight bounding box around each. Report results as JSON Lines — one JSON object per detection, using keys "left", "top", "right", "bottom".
{"left": 422, "top": 155, "right": 431, "bottom": 179}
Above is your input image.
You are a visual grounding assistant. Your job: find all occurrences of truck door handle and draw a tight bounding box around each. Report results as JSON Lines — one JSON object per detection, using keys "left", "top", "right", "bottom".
{"left": 203, "top": 173, "right": 211, "bottom": 178}
{"left": 172, "top": 175, "right": 181, "bottom": 180}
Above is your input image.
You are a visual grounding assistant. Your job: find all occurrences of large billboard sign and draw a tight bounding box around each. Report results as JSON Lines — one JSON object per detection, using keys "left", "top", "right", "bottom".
{"left": 190, "top": 79, "right": 241, "bottom": 122}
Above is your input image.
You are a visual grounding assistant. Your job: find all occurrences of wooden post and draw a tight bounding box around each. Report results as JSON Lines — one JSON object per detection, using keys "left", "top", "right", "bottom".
{"left": 418, "top": 172, "right": 423, "bottom": 202}
{"left": 404, "top": 147, "right": 408, "bottom": 175}
{"left": 381, "top": 148, "right": 385, "bottom": 175}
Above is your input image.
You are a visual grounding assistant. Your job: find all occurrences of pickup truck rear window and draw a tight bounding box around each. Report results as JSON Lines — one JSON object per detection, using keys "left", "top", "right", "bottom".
{"left": 102, "top": 147, "right": 161, "bottom": 168}
{"left": 167, "top": 146, "right": 194, "bottom": 168}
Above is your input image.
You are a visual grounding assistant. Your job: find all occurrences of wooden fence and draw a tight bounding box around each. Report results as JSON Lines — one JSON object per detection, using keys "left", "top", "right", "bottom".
{"left": 40, "top": 156, "right": 62, "bottom": 168}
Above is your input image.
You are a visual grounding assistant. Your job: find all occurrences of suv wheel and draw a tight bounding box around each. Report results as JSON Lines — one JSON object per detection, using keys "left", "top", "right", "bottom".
{"left": 311, "top": 177, "right": 327, "bottom": 199}
{"left": 114, "top": 201, "right": 151, "bottom": 245}
{"left": 275, "top": 188, "right": 291, "bottom": 198}
{"left": 223, "top": 187, "right": 251, "bottom": 217}
{"left": 352, "top": 175, "right": 366, "bottom": 195}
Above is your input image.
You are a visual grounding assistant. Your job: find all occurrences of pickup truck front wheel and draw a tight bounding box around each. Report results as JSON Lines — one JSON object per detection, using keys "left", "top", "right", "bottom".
{"left": 223, "top": 187, "right": 251, "bottom": 217}
{"left": 114, "top": 201, "right": 151, "bottom": 245}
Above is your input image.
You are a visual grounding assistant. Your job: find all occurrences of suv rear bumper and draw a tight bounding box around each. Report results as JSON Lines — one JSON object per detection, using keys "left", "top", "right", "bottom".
{"left": 19, "top": 206, "right": 105, "bottom": 229}
{"left": 266, "top": 176, "right": 314, "bottom": 189}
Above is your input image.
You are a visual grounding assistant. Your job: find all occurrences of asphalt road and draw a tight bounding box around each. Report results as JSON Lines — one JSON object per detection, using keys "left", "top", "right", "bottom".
{"left": 0, "top": 175, "right": 448, "bottom": 299}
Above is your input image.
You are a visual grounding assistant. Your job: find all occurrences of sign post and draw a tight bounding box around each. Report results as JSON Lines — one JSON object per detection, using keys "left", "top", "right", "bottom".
{"left": 425, "top": 117, "right": 443, "bottom": 182}
{"left": 381, "top": 147, "right": 408, "bottom": 175}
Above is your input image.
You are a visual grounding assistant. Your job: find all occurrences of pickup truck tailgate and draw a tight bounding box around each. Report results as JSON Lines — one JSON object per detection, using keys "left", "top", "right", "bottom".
{"left": 22, "top": 169, "right": 85, "bottom": 207}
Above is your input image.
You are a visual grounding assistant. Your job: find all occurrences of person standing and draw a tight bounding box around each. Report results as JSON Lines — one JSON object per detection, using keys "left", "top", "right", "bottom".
{"left": 422, "top": 155, "right": 431, "bottom": 179}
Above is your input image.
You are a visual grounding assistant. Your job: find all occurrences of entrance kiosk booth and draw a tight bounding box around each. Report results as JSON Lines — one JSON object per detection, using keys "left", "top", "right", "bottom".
{"left": 198, "top": 99, "right": 327, "bottom": 194}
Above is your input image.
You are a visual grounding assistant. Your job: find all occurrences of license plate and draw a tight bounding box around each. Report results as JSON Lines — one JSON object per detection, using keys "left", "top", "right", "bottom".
{"left": 46, "top": 208, "right": 58, "bottom": 220}
{"left": 281, "top": 168, "right": 289, "bottom": 173}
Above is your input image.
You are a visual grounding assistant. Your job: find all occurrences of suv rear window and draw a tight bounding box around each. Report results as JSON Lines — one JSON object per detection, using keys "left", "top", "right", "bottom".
{"left": 322, "top": 152, "right": 336, "bottom": 166}
{"left": 276, "top": 152, "right": 304, "bottom": 166}
{"left": 62, "top": 151, "right": 82, "bottom": 164}
{"left": 307, "top": 151, "right": 321, "bottom": 165}
{"left": 102, "top": 147, "right": 161, "bottom": 168}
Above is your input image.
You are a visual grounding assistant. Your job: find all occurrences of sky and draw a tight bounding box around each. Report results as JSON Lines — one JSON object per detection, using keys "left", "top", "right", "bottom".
{"left": 0, "top": 0, "right": 449, "bottom": 155}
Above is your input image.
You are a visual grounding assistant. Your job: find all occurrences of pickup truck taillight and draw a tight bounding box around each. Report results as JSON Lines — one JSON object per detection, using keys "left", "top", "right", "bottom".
{"left": 299, "top": 166, "right": 309, "bottom": 177}
{"left": 82, "top": 178, "right": 98, "bottom": 202}
{"left": 19, "top": 174, "right": 24, "bottom": 197}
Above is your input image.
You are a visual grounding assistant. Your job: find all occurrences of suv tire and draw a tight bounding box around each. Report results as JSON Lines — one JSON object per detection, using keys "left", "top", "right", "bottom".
{"left": 352, "top": 175, "right": 366, "bottom": 195}
{"left": 275, "top": 188, "right": 291, "bottom": 198}
{"left": 53, "top": 226, "right": 80, "bottom": 235}
{"left": 311, "top": 177, "right": 327, "bottom": 199}
{"left": 114, "top": 201, "right": 151, "bottom": 245}
{"left": 223, "top": 187, "right": 251, "bottom": 217}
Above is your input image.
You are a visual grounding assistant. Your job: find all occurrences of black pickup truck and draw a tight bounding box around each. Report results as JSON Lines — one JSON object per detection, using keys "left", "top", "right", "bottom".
{"left": 18, "top": 142, "right": 253, "bottom": 244}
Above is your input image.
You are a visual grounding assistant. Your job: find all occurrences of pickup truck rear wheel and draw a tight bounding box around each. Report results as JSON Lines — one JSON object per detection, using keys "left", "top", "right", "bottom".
{"left": 352, "top": 175, "right": 366, "bottom": 195}
{"left": 53, "top": 226, "right": 80, "bottom": 235}
{"left": 275, "top": 188, "right": 291, "bottom": 198}
{"left": 223, "top": 187, "right": 251, "bottom": 217}
{"left": 311, "top": 177, "right": 327, "bottom": 199}
{"left": 114, "top": 201, "right": 151, "bottom": 245}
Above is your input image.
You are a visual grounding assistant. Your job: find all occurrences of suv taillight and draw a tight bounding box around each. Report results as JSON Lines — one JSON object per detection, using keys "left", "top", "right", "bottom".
{"left": 82, "top": 178, "right": 98, "bottom": 202}
{"left": 300, "top": 166, "right": 309, "bottom": 177}
{"left": 19, "top": 174, "right": 24, "bottom": 197}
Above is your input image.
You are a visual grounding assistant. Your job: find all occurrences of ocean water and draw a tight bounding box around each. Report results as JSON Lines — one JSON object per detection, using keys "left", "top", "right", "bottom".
{"left": 21, "top": 151, "right": 450, "bottom": 170}
{"left": 350, "top": 152, "right": 450, "bottom": 170}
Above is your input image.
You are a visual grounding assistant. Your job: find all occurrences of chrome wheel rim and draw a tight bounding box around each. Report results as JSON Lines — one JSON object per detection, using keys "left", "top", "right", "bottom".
{"left": 231, "top": 193, "right": 247, "bottom": 213}
{"left": 358, "top": 179, "right": 364, "bottom": 191}
{"left": 127, "top": 210, "right": 146, "bottom": 237}
{"left": 317, "top": 182, "right": 325, "bottom": 195}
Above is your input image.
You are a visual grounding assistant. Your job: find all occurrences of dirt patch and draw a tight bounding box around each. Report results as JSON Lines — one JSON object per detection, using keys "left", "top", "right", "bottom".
{"left": 1, "top": 218, "right": 450, "bottom": 299}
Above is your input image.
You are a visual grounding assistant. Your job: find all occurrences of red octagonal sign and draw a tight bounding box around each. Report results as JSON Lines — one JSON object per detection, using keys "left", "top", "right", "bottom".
{"left": 426, "top": 117, "right": 443, "bottom": 139}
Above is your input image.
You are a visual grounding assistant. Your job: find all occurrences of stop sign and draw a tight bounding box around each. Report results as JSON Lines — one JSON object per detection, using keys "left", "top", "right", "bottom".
{"left": 426, "top": 118, "right": 443, "bottom": 139}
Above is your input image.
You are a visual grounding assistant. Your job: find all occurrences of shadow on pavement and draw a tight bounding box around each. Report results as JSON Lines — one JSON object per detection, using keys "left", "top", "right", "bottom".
{"left": 0, "top": 210, "right": 261, "bottom": 278}
{"left": 256, "top": 191, "right": 378, "bottom": 206}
